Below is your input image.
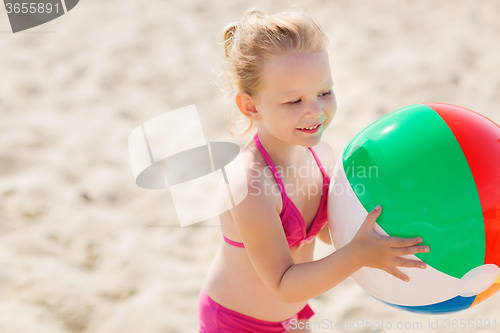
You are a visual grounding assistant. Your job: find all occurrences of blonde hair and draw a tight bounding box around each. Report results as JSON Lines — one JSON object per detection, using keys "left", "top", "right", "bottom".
{"left": 217, "top": 6, "right": 330, "bottom": 138}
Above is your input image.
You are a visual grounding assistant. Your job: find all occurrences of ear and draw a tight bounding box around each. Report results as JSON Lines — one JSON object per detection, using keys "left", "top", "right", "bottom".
{"left": 235, "top": 92, "right": 262, "bottom": 121}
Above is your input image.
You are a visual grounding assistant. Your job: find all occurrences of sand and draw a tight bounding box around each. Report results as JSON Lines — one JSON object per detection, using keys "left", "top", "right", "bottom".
{"left": 1, "top": 0, "right": 500, "bottom": 332}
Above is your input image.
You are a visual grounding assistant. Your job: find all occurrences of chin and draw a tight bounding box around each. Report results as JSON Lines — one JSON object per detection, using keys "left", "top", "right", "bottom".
{"left": 301, "top": 135, "right": 323, "bottom": 147}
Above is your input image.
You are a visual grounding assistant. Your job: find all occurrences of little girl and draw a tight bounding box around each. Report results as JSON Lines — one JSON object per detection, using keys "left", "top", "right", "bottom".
{"left": 198, "top": 7, "right": 429, "bottom": 333}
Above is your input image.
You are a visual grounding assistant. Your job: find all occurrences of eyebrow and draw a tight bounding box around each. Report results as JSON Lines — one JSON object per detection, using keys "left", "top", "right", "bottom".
{"left": 282, "top": 79, "right": 334, "bottom": 97}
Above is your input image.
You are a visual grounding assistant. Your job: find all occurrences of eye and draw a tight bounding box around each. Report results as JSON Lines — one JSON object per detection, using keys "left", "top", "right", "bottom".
{"left": 287, "top": 98, "right": 302, "bottom": 105}
{"left": 286, "top": 89, "right": 332, "bottom": 105}
{"left": 320, "top": 90, "right": 333, "bottom": 97}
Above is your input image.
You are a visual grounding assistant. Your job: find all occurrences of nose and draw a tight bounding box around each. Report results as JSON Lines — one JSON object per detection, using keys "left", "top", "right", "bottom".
{"left": 305, "top": 99, "right": 323, "bottom": 118}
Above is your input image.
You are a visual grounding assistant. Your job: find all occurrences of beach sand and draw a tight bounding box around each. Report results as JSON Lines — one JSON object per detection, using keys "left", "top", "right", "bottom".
{"left": 1, "top": 0, "right": 500, "bottom": 332}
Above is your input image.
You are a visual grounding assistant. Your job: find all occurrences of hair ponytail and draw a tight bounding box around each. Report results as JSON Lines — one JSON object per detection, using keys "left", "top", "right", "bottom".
{"left": 223, "top": 23, "right": 238, "bottom": 59}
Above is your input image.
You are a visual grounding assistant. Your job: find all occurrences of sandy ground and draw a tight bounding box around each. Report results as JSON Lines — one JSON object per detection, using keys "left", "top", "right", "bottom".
{"left": 1, "top": 0, "right": 500, "bottom": 332}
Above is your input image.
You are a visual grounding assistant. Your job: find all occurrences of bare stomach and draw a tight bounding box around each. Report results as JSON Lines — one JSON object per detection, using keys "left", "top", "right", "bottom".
{"left": 203, "top": 238, "right": 315, "bottom": 321}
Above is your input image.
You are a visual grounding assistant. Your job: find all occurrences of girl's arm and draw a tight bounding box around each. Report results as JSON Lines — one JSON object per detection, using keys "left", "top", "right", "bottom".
{"left": 231, "top": 180, "right": 429, "bottom": 304}
{"left": 279, "top": 206, "right": 428, "bottom": 303}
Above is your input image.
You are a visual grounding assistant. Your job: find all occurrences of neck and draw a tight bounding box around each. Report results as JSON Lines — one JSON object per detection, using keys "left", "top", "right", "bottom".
{"left": 253, "top": 129, "right": 309, "bottom": 169}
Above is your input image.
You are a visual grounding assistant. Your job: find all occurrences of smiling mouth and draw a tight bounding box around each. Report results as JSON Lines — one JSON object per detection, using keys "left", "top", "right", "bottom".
{"left": 297, "top": 123, "right": 321, "bottom": 130}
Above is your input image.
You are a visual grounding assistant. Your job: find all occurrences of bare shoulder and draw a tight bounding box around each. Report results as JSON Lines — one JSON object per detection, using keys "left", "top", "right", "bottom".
{"left": 311, "top": 140, "right": 336, "bottom": 178}
{"left": 217, "top": 142, "right": 279, "bottom": 216}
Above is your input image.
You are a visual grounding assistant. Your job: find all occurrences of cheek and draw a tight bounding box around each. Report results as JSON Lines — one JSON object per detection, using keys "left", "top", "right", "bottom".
{"left": 332, "top": 100, "right": 338, "bottom": 116}
{"left": 322, "top": 100, "right": 337, "bottom": 129}
{"left": 324, "top": 97, "right": 337, "bottom": 116}
{"left": 279, "top": 105, "right": 302, "bottom": 119}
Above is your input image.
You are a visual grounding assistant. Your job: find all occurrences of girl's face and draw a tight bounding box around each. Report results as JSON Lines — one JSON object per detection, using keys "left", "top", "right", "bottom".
{"left": 254, "top": 51, "right": 336, "bottom": 146}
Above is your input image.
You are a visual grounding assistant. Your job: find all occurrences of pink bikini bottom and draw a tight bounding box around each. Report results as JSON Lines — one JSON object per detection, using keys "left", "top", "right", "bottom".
{"left": 198, "top": 287, "right": 315, "bottom": 333}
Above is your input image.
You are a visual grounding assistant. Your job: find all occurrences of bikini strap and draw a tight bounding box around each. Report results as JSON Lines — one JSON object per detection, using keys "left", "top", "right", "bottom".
{"left": 222, "top": 233, "right": 245, "bottom": 248}
{"left": 253, "top": 132, "right": 330, "bottom": 197}
{"left": 253, "top": 132, "right": 288, "bottom": 203}
{"left": 309, "top": 147, "right": 330, "bottom": 180}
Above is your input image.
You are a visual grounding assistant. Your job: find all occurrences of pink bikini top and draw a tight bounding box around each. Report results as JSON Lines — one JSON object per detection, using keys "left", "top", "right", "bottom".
{"left": 222, "top": 131, "right": 330, "bottom": 250}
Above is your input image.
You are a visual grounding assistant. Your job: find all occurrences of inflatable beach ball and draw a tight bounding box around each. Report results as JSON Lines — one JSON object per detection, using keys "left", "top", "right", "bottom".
{"left": 327, "top": 103, "right": 500, "bottom": 314}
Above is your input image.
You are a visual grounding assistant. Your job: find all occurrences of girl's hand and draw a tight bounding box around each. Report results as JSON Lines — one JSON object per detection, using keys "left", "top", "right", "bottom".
{"left": 348, "top": 205, "right": 430, "bottom": 282}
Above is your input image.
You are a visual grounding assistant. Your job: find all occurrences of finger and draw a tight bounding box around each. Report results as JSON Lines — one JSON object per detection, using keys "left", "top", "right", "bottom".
{"left": 387, "top": 236, "right": 423, "bottom": 248}
{"left": 361, "top": 205, "right": 381, "bottom": 230}
{"left": 385, "top": 266, "right": 410, "bottom": 282}
{"left": 393, "top": 257, "right": 427, "bottom": 269}
{"left": 393, "top": 245, "right": 430, "bottom": 256}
